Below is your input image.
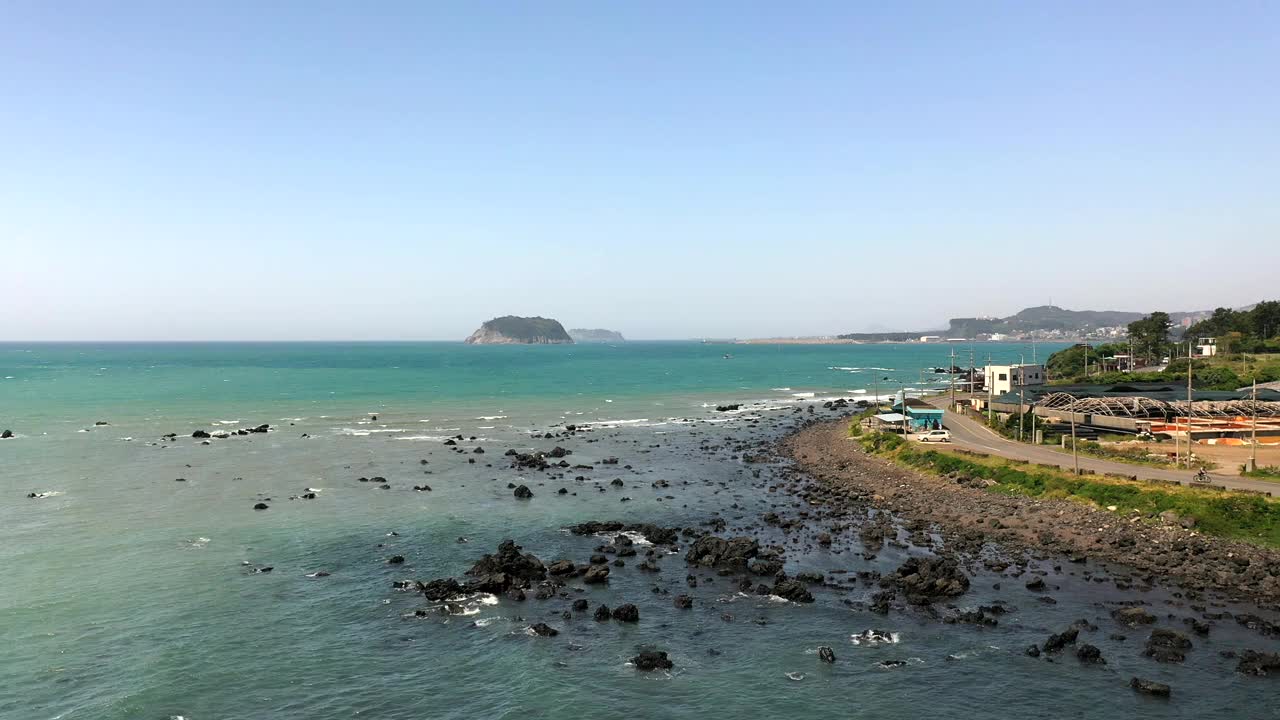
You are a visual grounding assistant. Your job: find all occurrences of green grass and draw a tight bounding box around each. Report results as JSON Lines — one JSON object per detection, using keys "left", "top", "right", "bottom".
{"left": 1242, "top": 465, "right": 1280, "bottom": 481}
{"left": 846, "top": 406, "right": 882, "bottom": 437}
{"left": 856, "top": 432, "right": 1280, "bottom": 547}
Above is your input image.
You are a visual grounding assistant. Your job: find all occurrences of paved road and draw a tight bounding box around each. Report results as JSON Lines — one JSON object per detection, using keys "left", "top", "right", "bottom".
{"left": 927, "top": 400, "right": 1277, "bottom": 496}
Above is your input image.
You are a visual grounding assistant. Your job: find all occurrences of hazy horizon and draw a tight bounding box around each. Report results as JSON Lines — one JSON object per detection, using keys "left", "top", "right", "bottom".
{"left": 3, "top": 3, "right": 1277, "bottom": 341}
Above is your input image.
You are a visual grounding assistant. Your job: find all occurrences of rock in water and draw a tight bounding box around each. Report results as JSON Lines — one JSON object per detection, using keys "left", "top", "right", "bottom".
{"left": 1143, "top": 628, "right": 1192, "bottom": 663}
{"left": 1112, "top": 607, "right": 1156, "bottom": 627}
{"left": 1042, "top": 627, "right": 1079, "bottom": 654}
{"left": 817, "top": 646, "right": 836, "bottom": 664}
{"left": 529, "top": 622, "right": 558, "bottom": 637}
{"left": 417, "top": 578, "right": 464, "bottom": 601}
{"left": 612, "top": 603, "right": 640, "bottom": 622}
{"left": 547, "top": 559, "right": 575, "bottom": 576}
{"left": 632, "top": 650, "right": 673, "bottom": 671}
{"left": 513, "top": 485, "right": 533, "bottom": 499}
{"left": 1129, "top": 678, "right": 1171, "bottom": 696}
{"left": 464, "top": 316, "right": 574, "bottom": 345}
{"left": 1076, "top": 644, "right": 1105, "bottom": 664}
{"left": 887, "top": 556, "right": 969, "bottom": 604}
{"left": 771, "top": 577, "right": 815, "bottom": 603}
{"left": 1236, "top": 650, "right": 1280, "bottom": 676}
{"left": 684, "top": 535, "right": 760, "bottom": 571}
{"left": 583, "top": 565, "right": 610, "bottom": 584}
{"left": 252, "top": 502, "right": 269, "bottom": 510}
{"left": 593, "top": 605, "right": 611, "bottom": 622}
{"left": 463, "top": 539, "right": 546, "bottom": 592}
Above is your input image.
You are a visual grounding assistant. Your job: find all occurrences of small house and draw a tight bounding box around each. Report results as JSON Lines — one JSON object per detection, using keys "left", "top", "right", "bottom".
{"left": 891, "top": 396, "right": 945, "bottom": 431}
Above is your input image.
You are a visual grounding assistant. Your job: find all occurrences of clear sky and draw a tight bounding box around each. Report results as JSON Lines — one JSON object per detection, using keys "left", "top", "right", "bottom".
{"left": 2, "top": 2, "right": 1277, "bottom": 340}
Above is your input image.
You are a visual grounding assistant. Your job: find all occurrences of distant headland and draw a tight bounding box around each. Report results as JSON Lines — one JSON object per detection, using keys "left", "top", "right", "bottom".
{"left": 569, "top": 328, "right": 625, "bottom": 343}
{"left": 464, "top": 316, "right": 574, "bottom": 345}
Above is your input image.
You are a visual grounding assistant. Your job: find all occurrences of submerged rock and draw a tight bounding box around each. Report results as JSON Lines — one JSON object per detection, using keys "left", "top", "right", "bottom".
{"left": 1130, "top": 677, "right": 1171, "bottom": 696}
{"left": 1112, "top": 607, "right": 1156, "bottom": 627}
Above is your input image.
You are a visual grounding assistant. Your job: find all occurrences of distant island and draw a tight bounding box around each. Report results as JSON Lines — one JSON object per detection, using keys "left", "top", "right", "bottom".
{"left": 569, "top": 328, "right": 625, "bottom": 343}
{"left": 465, "top": 316, "right": 574, "bottom": 345}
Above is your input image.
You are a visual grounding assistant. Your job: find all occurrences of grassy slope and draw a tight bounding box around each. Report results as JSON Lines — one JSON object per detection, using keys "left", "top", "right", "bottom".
{"left": 855, "top": 430, "right": 1280, "bottom": 548}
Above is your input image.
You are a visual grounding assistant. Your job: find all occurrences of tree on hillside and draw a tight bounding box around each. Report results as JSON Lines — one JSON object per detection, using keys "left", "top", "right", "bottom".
{"left": 1253, "top": 301, "right": 1280, "bottom": 339}
{"left": 1182, "top": 300, "right": 1280, "bottom": 349}
{"left": 1127, "top": 312, "right": 1171, "bottom": 365}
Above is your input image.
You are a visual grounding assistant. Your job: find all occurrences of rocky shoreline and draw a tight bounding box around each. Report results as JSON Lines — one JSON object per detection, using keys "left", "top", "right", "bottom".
{"left": 380, "top": 401, "right": 1280, "bottom": 690}
{"left": 779, "top": 417, "right": 1280, "bottom": 611}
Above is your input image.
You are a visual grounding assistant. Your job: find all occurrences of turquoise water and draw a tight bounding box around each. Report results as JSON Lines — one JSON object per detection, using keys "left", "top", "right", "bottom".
{"left": 3, "top": 341, "right": 1277, "bottom": 720}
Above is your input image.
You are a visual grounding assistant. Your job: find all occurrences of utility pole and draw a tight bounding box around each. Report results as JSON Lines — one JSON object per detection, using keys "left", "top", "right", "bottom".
{"left": 949, "top": 345, "right": 957, "bottom": 411}
{"left": 1249, "top": 377, "right": 1259, "bottom": 473}
{"left": 986, "top": 353, "right": 994, "bottom": 423}
{"left": 1186, "top": 340, "right": 1194, "bottom": 469}
{"left": 1019, "top": 384, "right": 1026, "bottom": 442}
{"left": 1017, "top": 352, "right": 1026, "bottom": 442}
{"left": 1070, "top": 409, "right": 1080, "bottom": 475}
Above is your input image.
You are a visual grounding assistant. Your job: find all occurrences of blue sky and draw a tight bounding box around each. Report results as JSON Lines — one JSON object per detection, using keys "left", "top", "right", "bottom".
{"left": 2, "top": 1, "right": 1277, "bottom": 340}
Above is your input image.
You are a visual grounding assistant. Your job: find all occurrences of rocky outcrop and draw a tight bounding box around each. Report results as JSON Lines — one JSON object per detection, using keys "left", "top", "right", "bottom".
{"left": 465, "top": 316, "right": 574, "bottom": 345}
{"left": 685, "top": 535, "right": 760, "bottom": 571}
{"left": 884, "top": 556, "right": 969, "bottom": 604}
{"left": 463, "top": 539, "right": 546, "bottom": 592}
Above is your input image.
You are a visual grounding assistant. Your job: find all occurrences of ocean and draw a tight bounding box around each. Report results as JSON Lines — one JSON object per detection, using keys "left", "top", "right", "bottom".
{"left": 2, "top": 341, "right": 1275, "bottom": 720}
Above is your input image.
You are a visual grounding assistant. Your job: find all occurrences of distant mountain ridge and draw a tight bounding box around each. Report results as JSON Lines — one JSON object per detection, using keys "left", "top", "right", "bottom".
{"left": 569, "top": 328, "right": 625, "bottom": 343}
{"left": 946, "top": 306, "right": 1147, "bottom": 337}
{"left": 839, "top": 304, "right": 1224, "bottom": 341}
{"left": 465, "top": 316, "right": 574, "bottom": 345}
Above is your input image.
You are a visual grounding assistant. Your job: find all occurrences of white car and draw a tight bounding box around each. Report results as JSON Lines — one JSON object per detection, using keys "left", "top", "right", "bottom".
{"left": 918, "top": 429, "right": 951, "bottom": 443}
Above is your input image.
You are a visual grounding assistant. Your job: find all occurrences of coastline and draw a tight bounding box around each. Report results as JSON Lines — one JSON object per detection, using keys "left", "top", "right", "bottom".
{"left": 778, "top": 416, "right": 1280, "bottom": 608}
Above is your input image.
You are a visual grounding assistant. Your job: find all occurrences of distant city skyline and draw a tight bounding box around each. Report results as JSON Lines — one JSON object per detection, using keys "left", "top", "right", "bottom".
{"left": 2, "top": 3, "right": 1277, "bottom": 341}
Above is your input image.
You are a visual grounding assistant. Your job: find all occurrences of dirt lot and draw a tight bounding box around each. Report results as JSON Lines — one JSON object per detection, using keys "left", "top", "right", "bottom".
{"left": 1129, "top": 441, "right": 1280, "bottom": 475}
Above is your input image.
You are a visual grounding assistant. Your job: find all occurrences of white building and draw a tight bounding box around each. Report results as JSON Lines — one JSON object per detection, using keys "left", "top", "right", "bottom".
{"left": 985, "top": 363, "right": 1046, "bottom": 395}
{"left": 1195, "top": 338, "right": 1217, "bottom": 357}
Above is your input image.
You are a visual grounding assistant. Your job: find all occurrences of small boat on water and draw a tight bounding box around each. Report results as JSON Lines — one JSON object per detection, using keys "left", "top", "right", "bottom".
{"left": 723, "top": 353, "right": 733, "bottom": 359}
